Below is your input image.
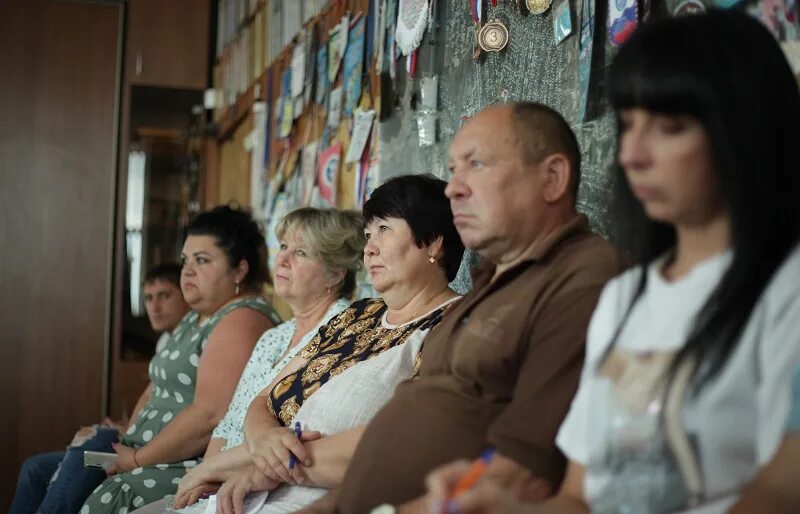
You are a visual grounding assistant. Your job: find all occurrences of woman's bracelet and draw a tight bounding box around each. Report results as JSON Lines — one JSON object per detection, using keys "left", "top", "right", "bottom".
{"left": 132, "top": 448, "right": 141, "bottom": 468}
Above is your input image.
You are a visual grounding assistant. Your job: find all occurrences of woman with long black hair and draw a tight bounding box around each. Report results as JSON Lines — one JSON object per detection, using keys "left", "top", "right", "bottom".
{"left": 425, "top": 10, "right": 800, "bottom": 514}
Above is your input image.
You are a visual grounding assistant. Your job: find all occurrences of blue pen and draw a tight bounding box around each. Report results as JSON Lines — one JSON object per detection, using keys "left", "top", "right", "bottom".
{"left": 288, "top": 421, "right": 302, "bottom": 469}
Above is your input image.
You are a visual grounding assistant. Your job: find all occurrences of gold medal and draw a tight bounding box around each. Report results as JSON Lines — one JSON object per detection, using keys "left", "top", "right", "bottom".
{"left": 526, "top": 0, "right": 553, "bottom": 14}
{"left": 478, "top": 19, "right": 509, "bottom": 52}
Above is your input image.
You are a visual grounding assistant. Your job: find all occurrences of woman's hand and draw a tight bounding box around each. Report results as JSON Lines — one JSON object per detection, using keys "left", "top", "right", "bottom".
{"left": 245, "top": 425, "right": 320, "bottom": 484}
{"left": 106, "top": 442, "right": 139, "bottom": 476}
{"left": 174, "top": 483, "right": 219, "bottom": 509}
{"left": 215, "top": 466, "right": 279, "bottom": 514}
{"left": 425, "top": 460, "right": 534, "bottom": 514}
{"left": 174, "top": 464, "right": 216, "bottom": 508}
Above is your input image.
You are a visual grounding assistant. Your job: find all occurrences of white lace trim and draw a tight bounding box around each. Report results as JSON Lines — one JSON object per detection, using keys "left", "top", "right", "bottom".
{"left": 395, "top": 0, "right": 430, "bottom": 56}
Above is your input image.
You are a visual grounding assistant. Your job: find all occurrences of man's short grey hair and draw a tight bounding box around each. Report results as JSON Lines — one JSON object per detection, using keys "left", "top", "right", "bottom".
{"left": 509, "top": 102, "right": 582, "bottom": 199}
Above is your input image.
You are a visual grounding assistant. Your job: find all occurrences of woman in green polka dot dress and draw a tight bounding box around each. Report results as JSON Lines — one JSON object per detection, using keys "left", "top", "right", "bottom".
{"left": 81, "top": 206, "right": 280, "bottom": 514}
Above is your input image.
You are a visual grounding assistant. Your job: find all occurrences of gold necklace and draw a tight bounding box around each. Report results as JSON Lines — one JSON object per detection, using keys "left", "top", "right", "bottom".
{"left": 389, "top": 286, "right": 451, "bottom": 326}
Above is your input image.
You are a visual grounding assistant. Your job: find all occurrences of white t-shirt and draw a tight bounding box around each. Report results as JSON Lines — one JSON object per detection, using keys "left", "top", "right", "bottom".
{"left": 557, "top": 246, "right": 800, "bottom": 513}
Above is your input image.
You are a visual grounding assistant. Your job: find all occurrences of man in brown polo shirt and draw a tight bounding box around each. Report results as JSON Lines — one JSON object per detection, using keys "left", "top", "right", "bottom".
{"left": 301, "top": 103, "right": 621, "bottom": 514}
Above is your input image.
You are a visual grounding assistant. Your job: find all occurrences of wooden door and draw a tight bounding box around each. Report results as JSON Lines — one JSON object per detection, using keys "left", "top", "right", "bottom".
{"left": 0, "top": 0, "right": 122, "bottom": 509}
{"left": 126, "top": 0, "right": 211, "bottom": 89}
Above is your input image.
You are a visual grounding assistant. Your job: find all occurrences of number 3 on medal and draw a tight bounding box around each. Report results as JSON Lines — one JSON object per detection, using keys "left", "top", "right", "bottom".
{"left": 478, "top": 20, "right": 509, "bottom": 52}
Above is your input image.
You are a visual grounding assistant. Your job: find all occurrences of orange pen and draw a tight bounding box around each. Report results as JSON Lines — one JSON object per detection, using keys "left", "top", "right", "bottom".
{"left": 441, "top": 448, "right": 496, "bottom": 514}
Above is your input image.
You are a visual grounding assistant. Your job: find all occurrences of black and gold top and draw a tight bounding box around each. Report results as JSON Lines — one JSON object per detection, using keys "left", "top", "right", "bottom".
{"left": 267, "top": 297, "right": 457, "bottom": 425}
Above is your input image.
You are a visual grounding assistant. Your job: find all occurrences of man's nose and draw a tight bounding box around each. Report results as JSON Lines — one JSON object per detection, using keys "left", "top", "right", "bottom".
{"left": 445, "top": 172, "right": 468, "bottom": 199}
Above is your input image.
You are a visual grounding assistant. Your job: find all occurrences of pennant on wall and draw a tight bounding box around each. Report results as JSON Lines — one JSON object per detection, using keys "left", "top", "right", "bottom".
{"left": 317, "top": 143, "right": 342, "bottom": 207}
{"left": 328, "top": 15, "right": 350, "bottom": 83}
{"left": 577, "top": 0, "right": 595, "bottom": 120}
{"left": 344, "top": 15, "right": 367, "bottom": 117}
{"left": 608, "top": 0, "right": 638, "bottom": 46}
{"left": 395, "top": 0, "right": 429, "bottom": 55}
{"left": 301, "top": 141, "right": 319, "bottom": 206}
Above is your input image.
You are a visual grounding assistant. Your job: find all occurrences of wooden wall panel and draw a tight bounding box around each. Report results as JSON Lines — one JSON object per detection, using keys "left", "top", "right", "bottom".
{"left": 218, "top": 114, "right": 254, "bottom": 206}
{"left": 126, "top": 0, "right": 211, "bottom": 89}
{"left": 0, "top": 0, "right": 121, "bottom": 509}
{"left": 201, "top": 137, "right": 222, "bottom": 209}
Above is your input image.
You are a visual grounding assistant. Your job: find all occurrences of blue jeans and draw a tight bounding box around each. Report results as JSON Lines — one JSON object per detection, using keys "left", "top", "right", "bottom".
{"left": 10, "top": 427, "right": 119, "bottom": 514}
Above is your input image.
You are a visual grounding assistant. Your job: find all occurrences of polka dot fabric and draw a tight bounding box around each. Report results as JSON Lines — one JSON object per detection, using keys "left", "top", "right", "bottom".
{"left": 78, "top": 460, "right": 198, "bottom": 514}
{"left": 80, "top": 297, "right": 279, "bottom": 514}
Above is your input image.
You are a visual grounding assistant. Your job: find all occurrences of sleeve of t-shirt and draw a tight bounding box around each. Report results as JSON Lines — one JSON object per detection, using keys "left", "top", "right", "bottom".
{"left": 486, "top": 281, "right": 609, "bottom": 479}
{"left": 756, "top": 270, "right": 800, "bottom": 460}
{"left": 556, "top": 275, "right": 632, "bottom": 465}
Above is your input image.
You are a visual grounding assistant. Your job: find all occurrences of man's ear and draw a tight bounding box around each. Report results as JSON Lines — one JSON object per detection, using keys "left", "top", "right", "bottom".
{"left": 540, "top": 154, "right": 572, "bottom": 204}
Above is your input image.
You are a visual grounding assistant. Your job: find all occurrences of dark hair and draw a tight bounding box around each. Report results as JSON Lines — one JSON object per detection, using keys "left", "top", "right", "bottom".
{"left": 607, "top": 10, "right": 800, "bottom": 385}
{"left": 363, "top": 174, "right": 465, "bottom": 281}
{"left": 510, "top": 102, "right": 582, "bottom": 199}
{"left": 186, "top": 205, "right": 269, "bottom": 291}
{"left": 143, "top": 263, "right": 182, "bottom": 289}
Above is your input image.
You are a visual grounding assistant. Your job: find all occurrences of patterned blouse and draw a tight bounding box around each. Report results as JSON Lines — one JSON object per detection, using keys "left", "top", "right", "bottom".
{"left": 267, "top": 297, "right": 458, "bottom": 425}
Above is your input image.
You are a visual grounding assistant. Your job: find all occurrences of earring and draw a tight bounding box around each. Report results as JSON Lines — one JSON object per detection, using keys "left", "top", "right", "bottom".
{"left": 428, "top": 256, "right": 436, "bottom": 264}
{"left": 234, "top": 281, "right": 240, "bottom": 295}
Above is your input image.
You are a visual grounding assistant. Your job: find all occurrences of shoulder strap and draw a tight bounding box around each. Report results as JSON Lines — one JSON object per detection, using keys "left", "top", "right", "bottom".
{"left": 207, "top": 297, "right": 280, "bottom": 332}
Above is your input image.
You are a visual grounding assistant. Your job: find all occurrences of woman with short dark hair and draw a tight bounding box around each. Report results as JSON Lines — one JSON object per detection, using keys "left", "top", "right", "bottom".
{"left": 361, "top": 173, "right": 464, "bottom": 283}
